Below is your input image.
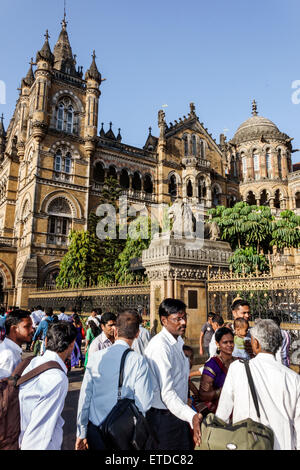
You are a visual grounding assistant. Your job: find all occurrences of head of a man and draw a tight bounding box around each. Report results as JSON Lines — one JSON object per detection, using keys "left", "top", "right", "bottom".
{"left": 115, "top": 310, "right": 140, "bottom": 342}
{"left": 45, "top": 321, "right": 77, "bottom": 360}
{"left": 250, "top": 319, "right": 282, "bottom": 356}
{"left": 207, "top": 312, "right": 215, "bottom": 325}
{"left": 60, "top": 306, "right": 66, "bottom": 314}
{"left": 159, "top": 298, "right": 187, "bottom": 339}
{"left": 211, "top": 314, "right": 224, "bottom": 332}
{"left": 45, "top": 307, "right": 53, "bottom": 317}
{"left": 5, "top": 310, "right": 34, "bottom": 346}
{"left": 91, "top": 308, "right": 101, "bottom": 318}
{"left": 100, "top": 312, "right": 117, "bottom": 340}
{"left": 36, "top": 305, "right": 43, "bottom": 312}
{"left": 231, "top": 300, "right": 251, "bottom": 321}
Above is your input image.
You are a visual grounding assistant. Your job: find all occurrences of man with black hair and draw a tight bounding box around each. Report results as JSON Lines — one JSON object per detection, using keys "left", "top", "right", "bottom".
{"left": 76, "top": 309, "right": 152, "bottom": 450}
{"left": 30, "top": 305, "right": 44, "bottom": 328}
{"left": 199, "top": 312, "right": 214, "bottom": 357}
{"left": 86, "top": 308, "right": 102, "bottom": 328}
{"left": 30, "top": 307, "right": 56, "bottom": 355}
{"left": 88, "top": 312, "right": 117, "bottom": 356}
{"left": 58, "top": 306, "right": 72, "bottom": 322}
{"left": 208, "top": 314, "right": 225, "bottom": 358}
{"left": 231, "top": 299, "right": 251, "bottom": 321}
{"left": 144, "top": 298, "right": 202, "bottom": 450}
{"left": 0, "top": 310, "right": 34, "bottom": 378}
{"left": 18, "top": 321, "right": 77, "bottom": 450}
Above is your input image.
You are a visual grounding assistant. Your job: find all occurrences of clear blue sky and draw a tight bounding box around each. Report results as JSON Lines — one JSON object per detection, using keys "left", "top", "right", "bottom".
{"left": 1, "top": 0, "right": 300, "bottom": 163}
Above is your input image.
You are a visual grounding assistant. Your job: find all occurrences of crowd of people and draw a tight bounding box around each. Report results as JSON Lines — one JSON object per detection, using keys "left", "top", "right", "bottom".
{"left": 0, "top": 298, "right": 299, "bottom": 451}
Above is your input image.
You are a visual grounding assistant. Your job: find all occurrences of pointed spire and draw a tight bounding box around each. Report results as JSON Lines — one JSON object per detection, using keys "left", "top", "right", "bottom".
{"left": 53, "top": 15, "right": 77, "bottom": 75}
{"left": 149, "top": 126, "right": 152, "bottom": 135}
{"left": 100, "top": 122, "right": 105, "bottom": 137}
{"left": 252, "top": 99, "right": 258, "bottom": 116}
{"left": 0, "top": 114, "right": 6, "bottom": 137}
{"left": 117, "top": 128, "right": 122, "bottom": 142}
{"left": 22, "top": 58, "right": 35, "bottom": 88}
{"left": 189, "top": 102, "right": 196, "bottom": 116}
{"left": 85, "top": 50, "right": 102, "bottom": 83}
{"left": 36, "top": 30, "right": 54, "bottom": 65}
{"left": 105, "top": 121, "right": 116, "bottom": 140}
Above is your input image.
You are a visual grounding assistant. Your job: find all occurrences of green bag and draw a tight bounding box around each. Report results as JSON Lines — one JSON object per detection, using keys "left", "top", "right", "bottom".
{"left": 198, "top": 360, "right": 274, "bottom": 450}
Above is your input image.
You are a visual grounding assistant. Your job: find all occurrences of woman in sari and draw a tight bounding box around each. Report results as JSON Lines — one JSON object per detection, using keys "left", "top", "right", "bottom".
{"left": 199, "top": 327, "right": 235, "bottom": 413}
{"left": 84, "top": 320, "right": 101, "bottom": 368}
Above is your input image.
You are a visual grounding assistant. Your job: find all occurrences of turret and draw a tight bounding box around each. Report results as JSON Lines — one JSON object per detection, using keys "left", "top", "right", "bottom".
{"left": 0, "top": 114, "right": 6, "bottom": 159}
{"left": 84, "top": 51, "right": 102, "bottom": 155}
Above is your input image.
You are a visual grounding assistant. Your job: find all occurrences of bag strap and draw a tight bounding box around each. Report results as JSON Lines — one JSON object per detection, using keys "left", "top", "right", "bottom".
{"left": 16, "top": 361, "right": 65, "bottom": 387}
{"left": 117, "top": 348, "right": 133, "bottom": 401}
{"left": 240, "top": 359, "right": 260, "bottom": 419}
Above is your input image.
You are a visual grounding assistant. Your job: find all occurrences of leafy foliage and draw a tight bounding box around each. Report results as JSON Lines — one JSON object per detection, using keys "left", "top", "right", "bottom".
{"left": 270, "top": 210, "right": 300, "bottom": 250}
{"left": 229, "top": 246, "right": 269, "bottom": 274}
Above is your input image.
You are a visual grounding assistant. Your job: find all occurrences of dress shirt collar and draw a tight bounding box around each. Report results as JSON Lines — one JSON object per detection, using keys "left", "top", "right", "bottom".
{"left": 100, "top": 331, "right": 112, "bottom": 344}
{"left": 43, "top": 349, "right": 68, "bottom": 374}
{"left": 161, "top": 326, "right": 184, "bottom": 346}
{"left": 255, "top": 352, "right": 276, "bottom": 363}
{"left": 5, "top": 337, "right": 22, "bottom": 355}
{"left": 114, "top": 339, "right": 130, "bottom": 348}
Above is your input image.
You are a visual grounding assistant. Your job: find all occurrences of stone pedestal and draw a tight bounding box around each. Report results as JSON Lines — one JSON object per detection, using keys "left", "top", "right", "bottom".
{"left": 142, "top": 233, "right": 232, "bottom": 347}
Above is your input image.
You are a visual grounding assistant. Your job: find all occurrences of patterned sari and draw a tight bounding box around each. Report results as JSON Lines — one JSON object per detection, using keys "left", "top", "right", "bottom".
{"left": 201, "top": 355, "right": 229, "bottom": 413}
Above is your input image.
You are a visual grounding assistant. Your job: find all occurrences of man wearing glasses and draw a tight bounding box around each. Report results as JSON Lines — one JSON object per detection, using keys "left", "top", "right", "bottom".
{"left": 144, "top": 298, "right": 202, "bottom": 450}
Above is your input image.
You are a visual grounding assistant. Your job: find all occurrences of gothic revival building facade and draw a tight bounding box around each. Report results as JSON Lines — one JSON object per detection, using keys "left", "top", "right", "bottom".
{"left": 0, "top": 20, "right": 299, "bottom": 308}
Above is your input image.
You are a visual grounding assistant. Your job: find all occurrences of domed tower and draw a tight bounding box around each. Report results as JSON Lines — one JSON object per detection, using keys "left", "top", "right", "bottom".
{"left": 229, "top": 100, "right": 293, "bottom": 211}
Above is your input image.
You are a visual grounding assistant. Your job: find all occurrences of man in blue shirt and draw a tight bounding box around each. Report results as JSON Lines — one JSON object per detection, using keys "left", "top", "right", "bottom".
{"left": 75, "top": 309, "right": 153, "bottom": 450}
{"left": 30, "top": 307, "right": 57, "bottom": 355}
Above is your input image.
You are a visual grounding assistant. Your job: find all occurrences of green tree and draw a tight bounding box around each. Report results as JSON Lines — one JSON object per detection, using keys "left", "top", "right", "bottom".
{"left": 229, "top": 246, "right": 269, "bottom": 275}
{"left": 270, "top": 210, "right": 300, "bottom": 251}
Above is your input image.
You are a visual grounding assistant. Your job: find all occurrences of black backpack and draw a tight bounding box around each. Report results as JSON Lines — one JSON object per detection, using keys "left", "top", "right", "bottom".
{"left": 99, "top": 348, "right": 157, "bottom": 450}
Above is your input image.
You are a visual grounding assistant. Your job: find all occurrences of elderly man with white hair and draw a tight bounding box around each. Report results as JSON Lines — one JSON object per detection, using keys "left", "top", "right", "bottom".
{"left": 216, "top": 319, "right": 300, "bottom": 450}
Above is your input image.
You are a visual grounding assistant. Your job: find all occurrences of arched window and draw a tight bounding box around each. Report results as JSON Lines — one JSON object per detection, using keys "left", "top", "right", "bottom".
{"left": 253, "top": 151, "right": 260, "bottom": 180}
{"left": 57, "top": 103, "right": 64, "bottom": 131}
{"left": 187, "top": 180, "right": 193, "bottom": 198}
{"left": 55, "top": 150, "right": 62, "bottom": 172}
{"left": 200, "top": 140, "right": 205, "bottom": 159}
{"left": 260, "top": 190, "right": 269, "bottom": 206}
{"left": 47, "top": 197, "right": 72, "bottom": 245}
{"left": 246, "top": 191, "right": 256, "bottom": 206}
{"left": 108, "top": 166, "right": 117, "bottom": 179}
{"left": 266, "top": 150, "right": 271, "bottom": 177}
{"left": 66, "top": 106, "right": 74, "bottom": 133}
{"left": 93, "top": 162, "right": 105, "bottom": 183}
{"left": 277, "top": 149, "right": 282, "bottom": 178}
{"left": 56, "top": 97, "right": 76, "bottom": 134}
{"left": 120, "top": 169, "right": 129, "bottom": 189}
{"left": 183, "top": 134, "right": 188, "bottom": 156}
{"left": 212, "top": 186, "right": 221, "bottom": 206}
{"left": 132, "top": 172, "right": 142, "bottom": 191}
{"left": 296, "top": 192, "right": 300, "bottom": 209}
{"left": 242, "top": 154, "right": 247, "bottom": 178}
{"left": 144, "top": 174, "right": 153, "bottom": 194}
{"left": 198, "top": 176, "right": 206, "bottom": 202}
{"left": 192, "top": 135, "right": 197, "bottom": 156}
{"left": 169, "top": 175, "right": 177, "bottom": 198}
{"left": 228, "top": 195, "right": 237, "bottom": 208}
{"left": 274, "top": 189, "right": 281, "bottom": 209}
{"left": 64, "top": 152, "right": 72, "bottom": 174}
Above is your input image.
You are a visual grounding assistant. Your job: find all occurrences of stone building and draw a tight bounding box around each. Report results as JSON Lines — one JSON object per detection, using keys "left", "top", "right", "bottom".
{"left": 0, "top": 19, "right": 299, "bottom": 308}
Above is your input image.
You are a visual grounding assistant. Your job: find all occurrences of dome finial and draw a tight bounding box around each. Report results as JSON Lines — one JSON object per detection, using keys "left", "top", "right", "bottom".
{"left": 252, "top": 99, "right": 258, "bottom": 116}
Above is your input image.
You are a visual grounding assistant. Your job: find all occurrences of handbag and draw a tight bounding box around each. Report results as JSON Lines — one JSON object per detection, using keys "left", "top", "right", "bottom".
{"left": 99, "top": 348, "right": 157, "bottom": 450}
{"left": 198, "top": 359, "right": 274, "bottom": 450}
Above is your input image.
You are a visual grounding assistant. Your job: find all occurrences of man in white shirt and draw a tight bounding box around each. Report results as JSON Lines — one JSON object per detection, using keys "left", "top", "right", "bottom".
{"left": 132, "top": 313, "right": 151, "bottom": 355}
{"left": 86, "top": 308, "right": 102, "bottom": 328}
{"left": 76, "top": 310, "right": 153, "bottom": 450}
{"left": 216, "top": 319, "right": 300, "bottom": 450}
{"left": 18, "top": 321, "right": 77, "bottom": 450}
{"left": 58, "top": 306, "right": 72, "bottom": 322}
{"left": 30, "top": 305, "right": 45, "bottom": 328}
{"left": 208, "top": 314, "right": 224, "bottom": 358}
{"left": 144, "top": 298, "right": 202, "bottom": 450}
{"left": 88, "top": 312, "right": 116, "bottom": 356}
{"left": 0, "top": 310, "right": 34, "bottom": 379}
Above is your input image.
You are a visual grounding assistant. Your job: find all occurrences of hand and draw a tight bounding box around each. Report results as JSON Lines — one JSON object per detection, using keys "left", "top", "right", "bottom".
{"left": 75, "top": 437, "right": 89, "bottom": 450}
{"left": 192, "top": 413, "right": 202, "bottom": 447}
{"left": 30, "top": 343, "right": 34, "bottom": 352}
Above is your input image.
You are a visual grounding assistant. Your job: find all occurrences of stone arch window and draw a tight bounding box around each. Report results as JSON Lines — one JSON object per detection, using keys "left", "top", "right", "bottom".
{"left": 200, "top": 140, "right": 205, "bottom": 159}
{"left": 228, "top": 194, "right": 237, "bottom": 208}
{"left": 168, "top": 174, "right": 177, "bottom": 198}
{"left": 93, "top": 161, "right": 105, "bottom": 183}
{"left": 108, "top": 165, "right": 117, "bottom": 179}
{"left": 144, "top": 174, "right": 153, "bottom": 194}
{"left": 56, "top": 97, "right": 77, "bottom": 134}
{"left": 64, "top": 152, "right": 72, "bottom": 174}
{"left": 277, "top": 149, "right": 282, "bottom": 178}
{"left": 274, "top": 189, "right": 281, "bottom": 209}
{"left": 253, "top": 150, "right": 260, "bottom": 180}
{"left": 132, "top": 172, "right": 142, "bottom": 191}
{"left": 43, "top": 269, "right": 60, "bottom": 288}
{"left": 265, "top": 149, "right": 272, "bottom": 178}
{"left": 120, "top": 169, "right": 130, "bottom": 189}
{"left": 246, "top": 191, "right": 256, "bottom": 206}
{"left": 198, "top": 176, "right": 207, "bottom": 202}
{"left": 295, "top": 192, "right": 300, "bottom": 209}
{"left": 241, "top": 153, "right": 247, "bottom": 179}
{"left": 192, "top": 135, "right": 197, "bottom": 156}
{"left": 55, "top": 150, "right": 62, "bottom": 172}
{"left": 187, "top": 179, "right": 193, "bottom": 198}
{"left": 183, "top": 134, "right": 188, "bottom": 156}
{"left": 47, "top": 197, "right": 72, "bottom": 245}
{"left": 54, "top": 148, "right": 73, "bottom": 179}
{"left": 212, "top": 185, "right": 221, "bottom": 206}
{"left": 260, "top": 189, "right": 269, "bottom": 206}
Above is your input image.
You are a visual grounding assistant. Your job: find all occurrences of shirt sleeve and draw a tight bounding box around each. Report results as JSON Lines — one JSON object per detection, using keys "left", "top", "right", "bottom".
{"left": 132, "top": 357, "right": 153, "bottom": 415}
{"left": 0, "top": 350, "right": 16, "bottom": 378}
{"left": 32, "top": 321, "right": 43, "bottom": 342}
{"left": 201, "top": 323, "right": 207, "bottom": 334}
{"left": 146, "top": 346, "right": 196, "bottom": 427}
{"left": 20, "top": 374, "right": 68, "bottom": 450}
{"left": 215, "top": 363, "right": 235, "bottom": 423}
{"left": 76, "top": 361, "right": 94, "bottom": 439}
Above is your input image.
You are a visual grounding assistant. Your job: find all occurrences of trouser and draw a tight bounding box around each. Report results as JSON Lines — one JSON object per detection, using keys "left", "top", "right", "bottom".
{"left": 146, "top": 407, "right": 193, "bottom": 451}
{"left": 87, "top": 421, "right": 107, "bottom": 450}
